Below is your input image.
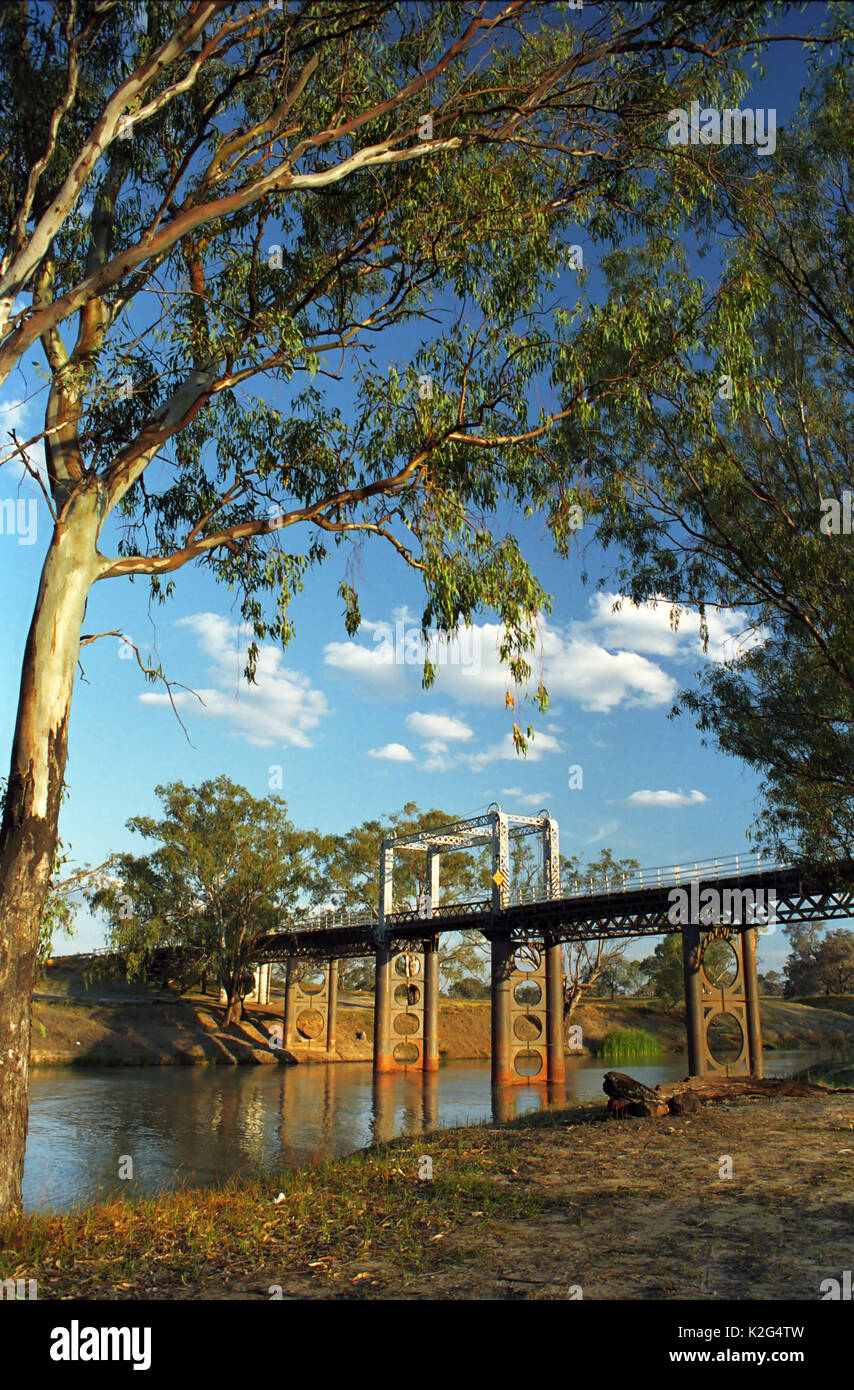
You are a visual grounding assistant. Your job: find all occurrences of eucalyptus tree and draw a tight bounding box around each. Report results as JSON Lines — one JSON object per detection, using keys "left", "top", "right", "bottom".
{"left": 0, "top": 0, "right": 829, "bottom": 1212}
{"left": 0, "top": 777, "right": 109, "bottom": 973}
{"left": 90, "top": 776, "right": 321, "bottom": 1024}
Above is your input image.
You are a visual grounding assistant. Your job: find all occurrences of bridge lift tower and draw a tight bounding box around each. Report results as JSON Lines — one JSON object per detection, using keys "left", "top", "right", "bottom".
{"left": 374, "top": 804, "right": 566, "bottom": 1085}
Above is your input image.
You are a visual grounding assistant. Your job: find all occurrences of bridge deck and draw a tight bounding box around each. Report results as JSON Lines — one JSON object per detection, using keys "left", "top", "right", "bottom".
{"left": 256, "top": 860, "right": 854, "bottom": 961}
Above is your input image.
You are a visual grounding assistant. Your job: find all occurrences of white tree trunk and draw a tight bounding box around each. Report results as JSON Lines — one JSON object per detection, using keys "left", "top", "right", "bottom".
{"left": 0, "top": 493, "right": 101, "bottom": 1212}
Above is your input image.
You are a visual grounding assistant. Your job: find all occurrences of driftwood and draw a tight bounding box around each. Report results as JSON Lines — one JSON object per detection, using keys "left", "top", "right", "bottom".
{"left": 602, "top": 1069, "right": 848, "bottom": 1120}
{"left": 655, "top": 1075, "right": 830, "bottom": 1101}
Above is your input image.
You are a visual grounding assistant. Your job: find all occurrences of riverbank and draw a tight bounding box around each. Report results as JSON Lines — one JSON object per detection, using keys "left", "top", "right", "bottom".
{"left": 30, "top": 959, "right": 854, "bottom": 1066}
{"left": 3, "top": 1089, "right": 853, "bottom": 1299}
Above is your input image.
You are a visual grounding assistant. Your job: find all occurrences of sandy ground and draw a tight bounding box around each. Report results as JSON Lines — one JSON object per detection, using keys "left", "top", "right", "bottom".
{"left": 397, "top": 1094, "right": 854, "bottom": 1301}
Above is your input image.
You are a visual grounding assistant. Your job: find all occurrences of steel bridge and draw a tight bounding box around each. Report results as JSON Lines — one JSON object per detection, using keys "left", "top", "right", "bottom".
{"left": 252, "top": 806, "right": 854, "bottom": 1086}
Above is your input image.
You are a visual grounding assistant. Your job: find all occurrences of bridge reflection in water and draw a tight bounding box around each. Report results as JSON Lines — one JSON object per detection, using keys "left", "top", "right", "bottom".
{"left": 279, "top": 1065, "right": 580, "bottom": 1150}
{"left": 256, "top": 806, "right": 854, "bottom": 1086}
{"left": 25, "top": 1049, "right": 845, "bottom": 1212}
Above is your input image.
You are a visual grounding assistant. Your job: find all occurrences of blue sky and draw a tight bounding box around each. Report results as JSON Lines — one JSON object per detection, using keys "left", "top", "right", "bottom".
{"left": 0, "top": 9, "right": 842, "bottom": 972}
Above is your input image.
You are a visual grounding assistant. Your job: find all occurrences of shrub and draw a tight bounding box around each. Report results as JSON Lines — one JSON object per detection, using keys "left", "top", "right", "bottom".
{"left": 599, "top": 1028, "right": 661, "bottom": 1059}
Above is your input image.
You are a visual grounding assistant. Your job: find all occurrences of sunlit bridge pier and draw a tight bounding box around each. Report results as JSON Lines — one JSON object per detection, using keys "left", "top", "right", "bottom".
{"left": 253, "top": 806, "right": 854, "bottom": 1086}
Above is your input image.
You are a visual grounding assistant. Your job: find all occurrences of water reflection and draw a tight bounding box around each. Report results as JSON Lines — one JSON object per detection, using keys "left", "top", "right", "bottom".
{"left": 23, "top": 1049, "right": 842, "bottom": 1212}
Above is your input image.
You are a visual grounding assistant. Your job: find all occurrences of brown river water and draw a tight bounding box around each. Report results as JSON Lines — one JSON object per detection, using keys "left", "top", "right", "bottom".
{"left": 23, "top": 1049, "right": 840, "bottom": 1211}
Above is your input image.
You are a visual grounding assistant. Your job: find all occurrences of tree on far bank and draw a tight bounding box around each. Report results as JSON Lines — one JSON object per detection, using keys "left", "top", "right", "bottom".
{"left": 560, "top": 850, "right": 641, "bottom": 1019}
{"left": 89, "top": 777, "right": 321, "bottom": 1025}
{"left": 596, "top": 956, "right": 646, "bottom": 1000}
{"left": 640, "top": 935, "right": 684, "bottom": 1005}
{"left": 783, "top": 922, "right": 854, "bottom": 998}
{"left": 447, "top": 976, "right": 490, "bottom": 1001}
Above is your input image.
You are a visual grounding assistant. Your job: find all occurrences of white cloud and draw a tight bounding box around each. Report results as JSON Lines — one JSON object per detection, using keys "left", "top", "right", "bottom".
{"left": 617, "top": 788, "right": 708, "bottom": 808}
{"left": 515, "top": 791, "right": 553, "bottom": 807}
{"left": 583, "top": 592, "right": 765, "bottom": 663}
{"left": 463, "top": 729, "right": 562, "bottom": 771}
{"left": 368, "top": 742, "right": 414, "bottom": 762}
{"left": 405, "top": 711, "right": 473, "bottom": 742}
{"left": 0, "top": 397, "right": 31, "bottom": 435}
{"left": 431, "top": 617, "right": 675, "bottom": 712}
{"left": 325, "top": 612, "right": 678, "bottom": 712}
{"left": 583, "top": 818, "right": 620, "bottom": 845}
{"left": 139, "top": 612, "right": 327, "bottom": 748}
{"left": 421, "top": 750, "right": 457, "bottom": 773}
{"left": 323, "top": 608, "right": 481, "bottom": 693}
{"left": 322, "top": 636, "right": 406, "bottom": 690}
{"left": 497, "top": 786, "right": 551, "bottom": 807}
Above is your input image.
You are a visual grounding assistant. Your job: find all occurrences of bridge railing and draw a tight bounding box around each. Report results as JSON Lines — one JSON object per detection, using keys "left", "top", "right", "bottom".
{"left": 270, "top": 851, "right": 790, "bottom": 935}
{"left": 505, "top": 851, "right": 789, "bottom": 907}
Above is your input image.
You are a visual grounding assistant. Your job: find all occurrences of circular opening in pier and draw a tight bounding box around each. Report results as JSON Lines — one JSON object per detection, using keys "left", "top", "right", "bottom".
{"left": 394, "top": 953, "right": 421, "bottom": 978}
{"left": 394, "top": 983, "right": 421, "bottom": 1006}
{"left": 513, "top": 1012, "right": 543, "bottom": 1041}
{"left": 512, "top": 946, "right": 541, "bottom": 974}
{"left": 514, "top": 980, "right": 542, "bottom": 1006}
{"left": 706, "top": 1011, "right": 744, "bottom": 1062}
{"left": 513, "top": 1048, "right": 543, "bottom": 1078}
{"left": 295, "top": 1008, "right": 324, "bottom": 1040}
{"left": 393, "top": 1012, "right": 420, "bottom": 1036}
{"left": 701, "top": 939, "right": 739, "bottom": 989}
{"left": 299, "top": 967, "right": 326, "bottom": 995}
{"left": 393, "top": 1042, "right": 420, "bottom": 1065}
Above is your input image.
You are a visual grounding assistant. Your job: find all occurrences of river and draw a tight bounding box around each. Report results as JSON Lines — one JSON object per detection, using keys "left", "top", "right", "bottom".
{"left": 23, "top": 1048, "right": 841, "bottom": 1212}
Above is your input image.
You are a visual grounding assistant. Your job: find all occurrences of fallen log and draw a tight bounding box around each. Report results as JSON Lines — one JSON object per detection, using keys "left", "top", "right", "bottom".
{"left": 603, "top": 1069, "right": 850, "bottom": 1119}
{"left": 603, "top": 1073, "right": 682, "bottom": 1119}
{"left": 654, "top": 1075, "right": 832, "bottom": 1101}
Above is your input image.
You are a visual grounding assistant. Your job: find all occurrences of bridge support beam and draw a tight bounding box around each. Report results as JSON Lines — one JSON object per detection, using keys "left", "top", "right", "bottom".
{"left": 743, "top": 926, "right": 764, "bottom": 1079}
{"left": 250, "top": 962, "right": 270, "bottom": 1006}
{"left": 283, "top": 958, "right": 298, "bottom": 1052}
{"left": 423, "top": 935, "right": 439, "bottom": 1072}
{"left": 684, "top": 921, "right": 765, "bottom": 1079}
{"left": 545, "top": 939, "right": 565, "bottom": 1086}
{"left": 490, "top": 811, "right": 512, "bottom": 1086}
{"left": 327, "top": 958, "right": 339, "bottom": 1054}
{"left": 423, "top": 848, "right": 440, "bottom": 1073}
{"left": 682, "top": 923, "right": 704, "bottom": 1077}
{"left": 373, "top": 944, "right": 394, "bottom": 1074}
{"left": 490, "top": 932, "right": 513, "bottom": 1085}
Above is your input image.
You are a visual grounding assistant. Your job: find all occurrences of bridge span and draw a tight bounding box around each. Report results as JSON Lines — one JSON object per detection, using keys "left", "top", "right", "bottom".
{"left": 253, "top": 807, "right": 854, "bottom": 1086}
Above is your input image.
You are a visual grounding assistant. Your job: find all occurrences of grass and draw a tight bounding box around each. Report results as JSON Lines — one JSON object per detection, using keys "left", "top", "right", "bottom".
{"left": 598, "top": 1028, "right": 661, "bottom": 1060}
{"left": 0, "top": 1127, "right": 539, "bottom": 1299}
{"left": 794, "top": 1059, "right": 854, "bottom": 1089}
{"left": 792, "top": 995, "right": 854, "bottom": 1018}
